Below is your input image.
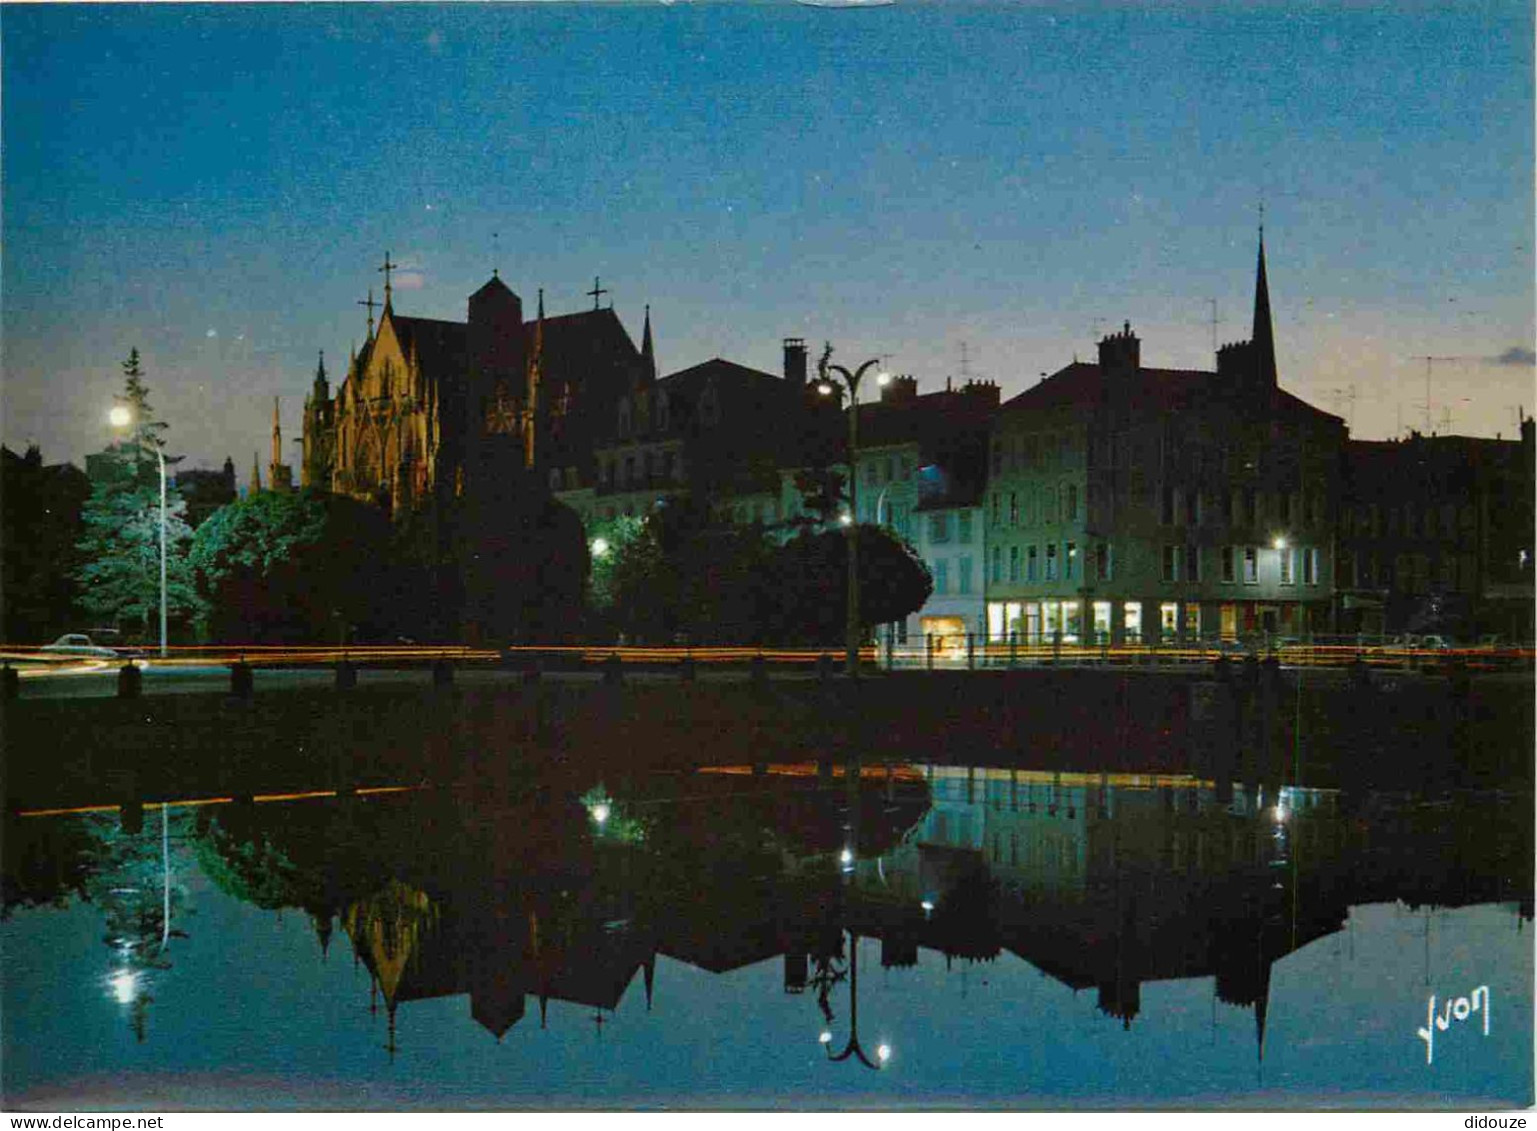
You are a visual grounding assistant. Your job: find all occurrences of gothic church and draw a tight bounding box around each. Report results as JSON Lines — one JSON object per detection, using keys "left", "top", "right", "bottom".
{"left": 302, "top": 258, "right": 654, "bottom": 517}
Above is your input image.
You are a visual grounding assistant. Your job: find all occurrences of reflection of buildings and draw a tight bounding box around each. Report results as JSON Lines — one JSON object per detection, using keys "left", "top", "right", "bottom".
{"left": 197, "top": 769, "right": 1529, "bottom": 1057}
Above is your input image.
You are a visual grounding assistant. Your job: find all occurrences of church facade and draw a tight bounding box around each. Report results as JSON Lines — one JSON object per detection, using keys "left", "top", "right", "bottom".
{"left": 302, "top": 261, "right": 653, "bottom": 518}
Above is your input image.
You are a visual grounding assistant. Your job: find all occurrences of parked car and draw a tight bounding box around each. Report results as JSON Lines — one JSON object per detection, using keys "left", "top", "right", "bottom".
{"left": 40, "top": 633, "right": 125, "bottom": 659}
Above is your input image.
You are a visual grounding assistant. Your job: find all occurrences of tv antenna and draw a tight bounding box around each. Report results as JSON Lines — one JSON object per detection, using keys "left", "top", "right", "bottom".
{"left": 1409, "top": 356, "right": 1474, "bottom": 434}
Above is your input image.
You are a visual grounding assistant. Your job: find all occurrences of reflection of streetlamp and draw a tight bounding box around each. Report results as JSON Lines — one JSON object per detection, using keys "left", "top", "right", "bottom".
{"left": 817, "top": 930, "right": 891, "bottom": 1070}
{"left": 816, "top": 345, "right": 889, "bottom": 678}
{"left": 109, "top": 404, "right": 168, "bottom": 658}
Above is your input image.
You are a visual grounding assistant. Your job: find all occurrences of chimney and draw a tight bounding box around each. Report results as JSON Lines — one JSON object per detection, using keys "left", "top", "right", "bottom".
{"left": 961, "top": 379, "right": 1000, "bottom": 408}
{"left": 1217, "top": 340, "right": 1257, "bottom": 381}
{"left": 1098, "top": 321, "right": 1140, "bottom": 373}
{"left": 783, "top": 338, "right": 808, "bottom": 386}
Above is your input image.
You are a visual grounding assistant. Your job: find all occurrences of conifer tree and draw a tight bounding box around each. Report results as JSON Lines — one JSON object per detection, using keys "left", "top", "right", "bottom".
{"left": 73, "top": 351, "right": 201, "bottom": 636}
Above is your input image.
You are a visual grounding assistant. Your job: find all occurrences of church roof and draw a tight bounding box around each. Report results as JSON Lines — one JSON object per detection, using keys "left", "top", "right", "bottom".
{"left": 999, "top": 361, "right": 1340, "bottom": 424}
{"left": 470, "top": 274, "right": 517, "bottom": 302}
{"left": 389, "top": 314, "right": 468, "bottom": 378}
{"left": 535, "top": 307, "right": 640, "bottom": 366}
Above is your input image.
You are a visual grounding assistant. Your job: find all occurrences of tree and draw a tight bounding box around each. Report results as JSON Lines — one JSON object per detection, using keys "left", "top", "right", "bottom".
{"left": 73, "top": 352, "right": 200, "bottom": 637}
{"left": 1, "top": 445, "right": 90, "bottom": 640}
{"left": 765, "top": 525, "right": 932, "bottom": 644}
{"left": 189, "top": 488, "right": 402, "bottom": 642}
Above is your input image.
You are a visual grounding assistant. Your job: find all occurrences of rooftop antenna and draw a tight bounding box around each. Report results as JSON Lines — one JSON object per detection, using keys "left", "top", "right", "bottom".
{"left": 959, "top": 342, "right": 972, "bottom": 380}
{"left": 1207, "top": 298, "right": 1224, "bottom": 353}
{"left": 1410, "top": 356, "right": 1474, "bottom": 435}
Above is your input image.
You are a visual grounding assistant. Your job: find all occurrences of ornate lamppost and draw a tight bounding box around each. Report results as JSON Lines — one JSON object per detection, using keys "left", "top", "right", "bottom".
{"left": 816, "top": 345, "right": 889, "bottom": 678}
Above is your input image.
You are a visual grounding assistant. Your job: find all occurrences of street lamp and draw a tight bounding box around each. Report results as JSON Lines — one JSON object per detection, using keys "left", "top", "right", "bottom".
{"left": 816, "top": 346, "right": 889, "bottom": 678}
{"left": 109, "top": 404, "right": 168, "bottom": 658}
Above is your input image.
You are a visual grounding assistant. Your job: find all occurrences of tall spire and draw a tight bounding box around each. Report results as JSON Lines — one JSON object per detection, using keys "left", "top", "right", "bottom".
{"left": 250, "top": 451, "right": 262, "bottom": 495}
{"left": 270, "top": 397, "right": 282, "bottom": 470}
{"left": 524, "top": 288, "right": 544, "bottom": 471}
{"left": 1252, "top": 227, "right": 1277, "bottom": 386}
{"left": 641, "top": 304, "right": 656, "bottom": 382}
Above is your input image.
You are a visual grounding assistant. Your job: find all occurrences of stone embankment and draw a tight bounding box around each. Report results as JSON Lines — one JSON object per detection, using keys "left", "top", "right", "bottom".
{"left": 3, "top": 665, "right": 1530, "bottom": 814}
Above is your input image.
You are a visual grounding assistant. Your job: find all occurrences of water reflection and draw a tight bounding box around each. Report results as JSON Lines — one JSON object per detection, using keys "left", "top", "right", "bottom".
{"left": 2, "top": 763, "right": 1531, "bottom": 1106}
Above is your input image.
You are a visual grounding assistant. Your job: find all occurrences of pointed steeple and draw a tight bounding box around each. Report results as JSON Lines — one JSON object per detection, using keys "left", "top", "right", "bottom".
{"left": 270, "top": 397, "right": 283, "bottom": 471}
{"left": 524, "top": 289, "right": 544, "bottom": 471}
{"left": 308, "top": 351, "right": 327, "bottom": 399}
{"left": 250, "top": 452, "right": 262, "bottom": 495}
{"left": 641, "top": 304, "right": 656, "bottom": 382}
{"left": 1252, "top": 228, "right": 1277, "bottom": 386}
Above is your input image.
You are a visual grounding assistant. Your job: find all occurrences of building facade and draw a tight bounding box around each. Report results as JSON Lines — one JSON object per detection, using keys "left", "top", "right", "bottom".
{"left": 1337, "top": 421, "right": 1535, "bottom": 639}
{"left": 984, "top": 238, "right": 1346, "bottom": 645}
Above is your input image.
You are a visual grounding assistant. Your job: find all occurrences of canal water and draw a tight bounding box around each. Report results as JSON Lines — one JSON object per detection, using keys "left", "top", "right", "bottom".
{"left": 2, "top": 765, "right": 1530, "bottom": 1110}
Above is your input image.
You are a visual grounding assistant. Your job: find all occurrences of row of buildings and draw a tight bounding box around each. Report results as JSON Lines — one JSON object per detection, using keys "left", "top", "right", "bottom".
{"left": 294, "top": 241, "right": 1534, "bottom": 645}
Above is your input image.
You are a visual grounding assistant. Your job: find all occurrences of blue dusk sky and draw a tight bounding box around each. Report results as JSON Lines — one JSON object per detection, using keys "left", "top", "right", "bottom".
{"left": 3, "top": 1, "right": 1532, "bottom": 483}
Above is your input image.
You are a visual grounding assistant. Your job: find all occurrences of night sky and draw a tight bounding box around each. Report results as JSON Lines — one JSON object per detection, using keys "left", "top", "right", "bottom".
{"left": 3, "top": 2, "right": 1532, "bottom": 485}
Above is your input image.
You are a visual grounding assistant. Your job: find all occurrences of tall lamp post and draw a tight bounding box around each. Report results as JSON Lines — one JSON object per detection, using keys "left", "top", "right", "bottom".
{"left": 109, "top": 404, "right": 168, "bottom": 658}
{"left": 816, "top": 346, "right": 888, "bottom": 678}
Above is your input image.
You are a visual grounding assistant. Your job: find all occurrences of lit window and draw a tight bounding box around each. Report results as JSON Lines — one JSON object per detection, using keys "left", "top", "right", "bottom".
{"left": 1243, "top": 546, "right": 1259, "bottom": 584}
{"left": 1045, "top": 543, "right": 1059, "bottom": 580}
{"left": 1065, "top": 541, "right": 1078, "bottom": 580}
{"left": 1280, "top": 546, "right": 1295, "bottom": 585}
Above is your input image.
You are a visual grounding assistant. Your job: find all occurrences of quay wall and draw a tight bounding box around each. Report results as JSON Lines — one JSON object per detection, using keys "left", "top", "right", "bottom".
{"left": 2, "top": 667, "right": 1530, "bottom": 813}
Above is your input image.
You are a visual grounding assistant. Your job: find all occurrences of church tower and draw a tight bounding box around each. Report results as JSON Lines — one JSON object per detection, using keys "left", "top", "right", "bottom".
{"left": 302, "top": 351, "right": 333, "bottom": 489}
{"left": 268, "top": 397, "right": 294, "bottom": 493}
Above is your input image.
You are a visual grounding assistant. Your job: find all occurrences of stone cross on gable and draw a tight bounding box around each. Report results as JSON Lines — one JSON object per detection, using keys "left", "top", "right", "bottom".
{"left": 379, "top": 252, "right": 400, "bottom": 306}
{"left": 358, "top": 288, "right": 378, "bottom": 338}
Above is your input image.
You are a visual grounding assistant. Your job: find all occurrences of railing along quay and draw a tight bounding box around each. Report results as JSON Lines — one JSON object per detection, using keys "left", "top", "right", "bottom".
{"left": 0, "top": 635, "right": 1530, "bottom": 702}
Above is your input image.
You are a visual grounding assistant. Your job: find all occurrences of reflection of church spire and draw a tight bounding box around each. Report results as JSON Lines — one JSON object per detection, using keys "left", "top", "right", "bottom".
{"left": 311, "top": 910, "right": 334, "bottom": 959}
